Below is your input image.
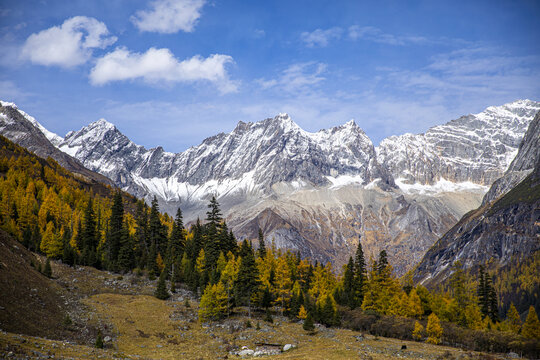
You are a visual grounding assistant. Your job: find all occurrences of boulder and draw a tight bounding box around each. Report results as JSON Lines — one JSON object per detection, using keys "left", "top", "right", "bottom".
{"left": 283, "top": 344, "right": 296, "bottom": 352}
{"left": 238, "top": 348, "right": 254, "bottom": 357}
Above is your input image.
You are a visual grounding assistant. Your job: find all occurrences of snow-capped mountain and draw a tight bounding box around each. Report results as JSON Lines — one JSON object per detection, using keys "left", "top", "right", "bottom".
{"left": 1, "top": 99, "right": 538, "bottom": 274}
{"left": 56, "top": 113, "right": 395, "bottom": 204}
{"left": 377, "top": 99, "right": 540, "bottom": 186}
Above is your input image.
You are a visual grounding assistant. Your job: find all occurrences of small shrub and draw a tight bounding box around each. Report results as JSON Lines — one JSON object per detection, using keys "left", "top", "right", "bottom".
{"left": 63, "top": 314, "right": 72, "bottom": 326}
{"left": 245, "top": 319, "right": 252, "bottom": 328}
{"left": 95, "top": 331, "right": 104, "bottom": 349}
{"left": 264, "top": 310, "right": 273, "bottom": 323}
{"left": 303, "top": 312, "right": 315, "bottom": 332}
{"left": 154, "top": 271, "right": 170, "bottom": 300}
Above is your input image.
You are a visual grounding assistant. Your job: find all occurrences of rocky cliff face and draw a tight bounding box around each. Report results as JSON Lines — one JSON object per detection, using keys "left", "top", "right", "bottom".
{"left": 413, "top": 114, "right": 540, "bottom": 286}
{"left": 482, "top": 111, "right": 540, "bottom": 205}
{"left": 377, "top": 99, "right": 540, "bottom": 185}
{"left": 0, "top": 102, "right": 112, "bottom": 185}
{"left": 1, "top": 99, "right": 538, "bottom": 274}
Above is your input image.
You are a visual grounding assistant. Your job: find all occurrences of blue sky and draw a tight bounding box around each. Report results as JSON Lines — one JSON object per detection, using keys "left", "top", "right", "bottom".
{"left": 1, "top": 0, "right": 539, "bottom": 152}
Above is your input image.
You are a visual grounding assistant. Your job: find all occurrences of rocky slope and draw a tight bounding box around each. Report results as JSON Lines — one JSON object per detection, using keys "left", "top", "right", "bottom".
{"left": 0, "top": 101, "right": 113, "bottom": 185}
{"left": 1, "top": 99, "right": 538, "bottom": 273}
{"left": 413, "top": 112, "right": 540, "bottom": 286}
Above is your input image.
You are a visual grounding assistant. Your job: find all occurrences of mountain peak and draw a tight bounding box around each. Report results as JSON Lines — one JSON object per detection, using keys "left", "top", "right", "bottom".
{"left": 344, "top": 119, "right": 356, "bottom": 127}
{"left": 89, "top": 118, "right": 116, "bottom": 130}
{"left": 0, "top": 99, "right": 63, "bottom": 146}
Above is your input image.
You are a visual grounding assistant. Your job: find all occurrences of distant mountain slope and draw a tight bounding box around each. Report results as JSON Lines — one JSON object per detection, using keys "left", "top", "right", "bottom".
{"left": 413, "top": 111, "right": 540, "bottom": 287}
{"left": 0, "top": 102, "right": 113, "bottom": 185}
{"left": 482, "top": 110, "right": 540, "bottom": 204}
{"left": 377, "top": 99, "right": 540, "bottom": 186}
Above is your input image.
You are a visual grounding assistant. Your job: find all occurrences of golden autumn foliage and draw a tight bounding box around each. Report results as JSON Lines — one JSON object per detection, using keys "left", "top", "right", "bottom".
{"left": 522, "top": 306, "right": 540, "bottom": 340}
{"left": 199, "top": 282, "right": 228, "bottom": 321}
{"left": 426, "top": 313, "right": 443, "bottom": 344}
{"left": 412, "top": 320, "right": 424, "bottom": 341}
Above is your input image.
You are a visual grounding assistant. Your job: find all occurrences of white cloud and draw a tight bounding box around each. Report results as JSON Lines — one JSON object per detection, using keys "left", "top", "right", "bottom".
{"left": 348, "top": 25, "right": 428, "bottom": 45}
{"left": 257, "top": 62, "right": 326, "bottom": 94}
{"left": 21, "top": 16, "right": 117, "bottom": 68}
{"left": 300, "top": 27, "right": 342, "bottom": 47}
{"left": 131, "top": 0, "right": 206, "bottom": 33}
{"left": 90, "top": 47, "right": 237, "bottom": 93}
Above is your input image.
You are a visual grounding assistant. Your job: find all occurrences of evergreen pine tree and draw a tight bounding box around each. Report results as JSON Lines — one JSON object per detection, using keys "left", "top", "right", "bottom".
{"left": 155, "top": 270, "right": 170, "bottom": 300}
{"left": 321, "top": 294, "right": 338, "bottom": 327}
{"left": 117, "top": 226, "right": 134, "bottom": 272}
{"left": 486, "top": 275, "right": 498, "bottom": 322}
{"left": 106, "top": 191, "right": 124, "bottom": 269}
{"left": 257, "top": 228, "right": 266, "bottom": 258}
{"left": 169, "top": 208, "right": 185, "bottom": 259}
{"left": 477, "top": 265, "right": 488, "bottom": 317}
{"left": 234, "top": 240, "right": 259, "bottom": 317}
{"left": 62, "top": 231, "right": 76, "bottom": 266}
{"left": 81, "top": 198, "right": 98, "bottom": 266}
{"left": 376, "top": 250, "right": 388, "bottom": 275}
{"left": 303, "top": 311, "right": 315, "bottom": 332}
{"left": 147, "top": 245, "right": 158, "bottom": 279}
{"left": 43, "top": 257, "right": 52, "bottom": 278}
{"left": 342, "top": 256, "right": 354, "bottom": 308}
{"left": 204, "top": 222, "right": 220, "bottom": 271}
{"left": 206, "top": 196, "right": 223, "bottom": 227}
{"left": 148, "top": 196, "right": 166, "bottom": 255}
{"left": 353, "top": 240, "right": 367, "bottom": 307}
{"left": 134, "top": 201, "right": 149, "bottom": 268}
{"left": 261, "top": 286, "right": 272, "bottom": 309}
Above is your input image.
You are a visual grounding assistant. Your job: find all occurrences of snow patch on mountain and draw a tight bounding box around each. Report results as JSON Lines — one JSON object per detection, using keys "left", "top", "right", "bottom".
{"left": 395, "top": 178, "right": 489, "bottom": 195}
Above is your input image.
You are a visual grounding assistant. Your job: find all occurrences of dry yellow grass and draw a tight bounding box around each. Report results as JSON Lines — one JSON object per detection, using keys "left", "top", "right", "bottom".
{"left": 1, "top": 292, "right": 509, "bottom": 359}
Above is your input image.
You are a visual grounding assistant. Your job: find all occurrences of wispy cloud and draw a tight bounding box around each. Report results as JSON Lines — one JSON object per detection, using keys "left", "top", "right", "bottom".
{"left": 300, "top": 25, "right": 432, "bottom": 48}
{"left": 300, "top": 27, "right": 342, "bottom": 47}
{"left": 21, "top": 16, "right": 116, "bottom": 68}
{"left": 257, "top": 62, "right": 326, "bottom": 94}
{"left": 131, "top": 0, "right": 206, "bottom": 34}
{"left": 0, "top": 80, "right": 29, "bottom": 101}
{"left": 90, "top": 47, "right": 238, "bottom": 94}
{"left": 348, "top": 25, "right": 429, "bottom": 45}
{"left": 388, "top": 47, "right": 540, "bottom": 99}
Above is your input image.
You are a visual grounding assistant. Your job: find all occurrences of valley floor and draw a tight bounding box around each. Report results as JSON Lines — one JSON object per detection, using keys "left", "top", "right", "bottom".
{"left": 0, "top": 259, "right": 527, "bottom": 360}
